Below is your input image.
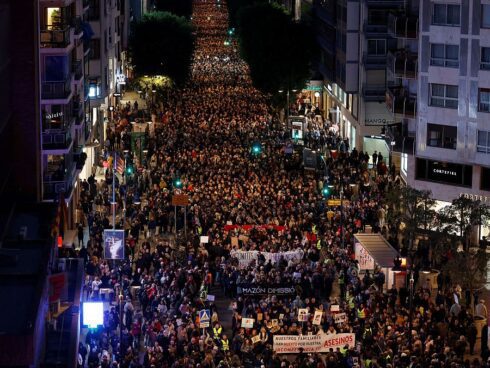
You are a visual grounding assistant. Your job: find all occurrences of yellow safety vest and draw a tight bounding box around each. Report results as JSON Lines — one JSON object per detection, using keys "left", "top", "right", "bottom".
{"left": 357, "top": 308, "right": 366, "bottom": 319}
{"left": 340, "top": 346, "right": 347, "bottom": 356}
{"left": 312, "top": 225, "right": 317, "bottom": 234}
{"left": 213, "top": 326, "right": 222, "bottom": 337}
{"left": 221, "top": 339, "right": 229, "bottom": 351}
{"left": 316, "top": 240, "right": 322, "bottom": 250}
{"left": 348, "top": 297, "right": 355, "bottom": 310}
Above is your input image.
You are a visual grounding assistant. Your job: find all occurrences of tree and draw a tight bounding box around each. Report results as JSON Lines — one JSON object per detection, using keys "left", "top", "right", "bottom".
{"left": 442, "top": 247, "right": 489, "bottom": 306}
{"left": 129, "top": 12, "right": 195, "bottom": 85}
{"left": 437, "top": 197, "right": 490, "bottom": 249}
{"left": 384, "top": 185, "right": 436, "bottom": 251}
{"left": 236, "top": 3, "right": 317, "bottom": 98}
{"left": 154, "top": 0, "right": 193, "bottom": 19}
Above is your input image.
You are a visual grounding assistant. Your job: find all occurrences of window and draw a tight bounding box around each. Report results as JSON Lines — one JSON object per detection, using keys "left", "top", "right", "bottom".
{"left": 482, "top": 5, "right": 490, "bottom": 28}
{"left": 479, "top": 88, "right": 490, "bottom": 112}
{"left": 367, "top": 39, "right": 386, "bottom": 55}
{"left": 432, "top": 3, "right": 460, "bottom": 26}
{"left": 89, "top": 38, "right": 100, "bottom": 60}
{"left": 368, "top": 9, "right": 387, "bottom": 25}
{"left": 478, "top": 130, "right": 490, "bottom": 153}
{"left": 430, "top": 83, "right": 458, "bottom": 108}
{"left": 44, "top": 55, "right": 69, "bottom": 81}
{"left": 427, "top": 123, "right": 457, "bottom": 149}
{"left": 430, "top": 44, "right": 459, "bottom": 67}
{"left": 481, "top": 47, "right": 490, "bottom": 70}
{"left": 482, "top": 167, "right": 490, "bottom": 190}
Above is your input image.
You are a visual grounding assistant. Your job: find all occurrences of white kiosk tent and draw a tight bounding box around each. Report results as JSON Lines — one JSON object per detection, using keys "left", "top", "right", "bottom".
{"left": 354, "top": 233, "right": 402, "bottom": 290}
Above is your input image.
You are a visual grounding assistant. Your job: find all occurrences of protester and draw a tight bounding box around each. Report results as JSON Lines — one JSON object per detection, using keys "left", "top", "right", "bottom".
{"left": 72, "top": 1, "right": 488, "bottom": 368}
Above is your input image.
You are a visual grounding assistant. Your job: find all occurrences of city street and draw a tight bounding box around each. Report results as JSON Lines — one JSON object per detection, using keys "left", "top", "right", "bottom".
{"left": 75, "top": 1, "right": 488, "bottom": 368}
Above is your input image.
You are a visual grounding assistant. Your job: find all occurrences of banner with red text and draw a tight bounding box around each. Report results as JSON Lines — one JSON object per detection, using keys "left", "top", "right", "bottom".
{"left": 273, "top": 333, "right": 355, "bottom": 354}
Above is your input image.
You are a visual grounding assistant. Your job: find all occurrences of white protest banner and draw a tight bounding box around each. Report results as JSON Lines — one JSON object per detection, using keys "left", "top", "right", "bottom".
{"left": 298, "top": 308, "right": 309, "bottom": 322}
{"left": 241, "top": 318, "right": 255, "bottom": 329}
{"left": 206, "top": 294, "right": 215, "bottom": 302}
{"left": 334, "top": 313, "right": 347, "bottom": 324}
{"left": 251, "top": 335, "right": 261, "bottom": 344}
{"left": 200, "top": 236, "right": 209, "bottom": 244}
{"left": 312, "top": 310, "right": 323, "bottom": 325}
{"left": 330, "top": 305, "right": 340, "bottom": 312}
{"left": 230, "top": 249, "right": 304, "bottom": 268}
{"left": 273, "top": 333, "right": 355, "bottom": 354}
{"left": 354, "top": 242, "right": 375, "bottom": 270}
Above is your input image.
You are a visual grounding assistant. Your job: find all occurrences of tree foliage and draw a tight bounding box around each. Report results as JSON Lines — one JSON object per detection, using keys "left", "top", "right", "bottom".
{"left": 154, "top": 0, "right": 193, "bottom": 19}
{"left": 227, "top": 0, "right": 267, "bottom": 27}
{"left": 384, "top": 186, "right": 436, "bottom": 249}
{"left": 235, "top": 3, "right": 317, "bottom": 97}
{"left": 129, "top": 12, "right": 195, "bottom": 85}
{"left": 436, "top": 197, "right": 490, "bottom": 248}
{"left": 442, "top": 248, "right": 489, "bottom": 293}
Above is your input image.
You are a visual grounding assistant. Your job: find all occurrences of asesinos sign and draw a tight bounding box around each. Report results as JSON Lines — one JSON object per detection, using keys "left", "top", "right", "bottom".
{"left": 273, "top": 334, "right": 355, "bottom": 354}
{"left": 355, "top": 242, "right": 375, "bottom": 270}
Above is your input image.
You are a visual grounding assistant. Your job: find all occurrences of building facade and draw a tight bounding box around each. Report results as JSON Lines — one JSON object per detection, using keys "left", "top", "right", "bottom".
{"left": 408, "top": 0, "right": 490, "bottom": 203}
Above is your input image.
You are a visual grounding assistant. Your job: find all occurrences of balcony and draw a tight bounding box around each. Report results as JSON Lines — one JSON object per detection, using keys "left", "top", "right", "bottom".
{"left": 42, "top": 104, "right": 74, "bottom": 131}
{"left": 363, "top": 21, "right": 388, "bottom": 36}
{"left": 42, "top": 130, "right": 72, "bottom": 150}
{"left": 72, "top": 60, "right": 83, "bottom": 80}
{"left": 386, "top": 86, "right": 417, "bottom": 118}
{"left": 40, "top": 26, "right": 71, "bottom": 48}
{"left": 42, "top": 78, "right": 72, "bottom": 100}
{"left": 388, "top": 14, "right": 418, "bottom": 39}
{"left": 362, "top": 52, "right": 387, "bottom": 70}
{"left": 43, "top": 163, "right": 76, "bottom": 200}
{"left": 362, "top": 84, "right": 387, "bottom": 102}
{"left": 387, "top": 50, "right": 418, "bottom": 79}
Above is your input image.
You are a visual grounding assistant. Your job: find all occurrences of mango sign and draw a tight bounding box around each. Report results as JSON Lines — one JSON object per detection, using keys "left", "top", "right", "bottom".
{"left": 273, "top": 333, "right": 355, "bottom": 353}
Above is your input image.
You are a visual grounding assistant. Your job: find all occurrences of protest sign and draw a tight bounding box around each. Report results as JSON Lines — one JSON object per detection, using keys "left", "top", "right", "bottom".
{"left": 312, "top": 310, "right": 323, "bottom": 325}
{"left": 334, "top": 313, "right": 347, "bottom": 324}
{"left": 241, "top": 318, "right": 255, "bottom": 328}
{"left": 273, "top": 334, "right": 355, "bottom": 354}
{"left": 230, "top": 249, "right": 304, "bottom": 268}
{"left": 298, "top": 308, "right": 309, "bottom": 322}
{"left": 237, "top": 284, "right": 297, "bottom": 296}
{"left": 355, "top": 242, "right": 375, "bottom": 270}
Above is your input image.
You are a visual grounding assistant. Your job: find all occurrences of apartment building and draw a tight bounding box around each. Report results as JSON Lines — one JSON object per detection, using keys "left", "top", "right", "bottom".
{"left": 86, "top": 0, "right": 129, "bottom": 154}
{"left": 313, "top": 0, "right": 415, "bottom": 153}
{"left": 39, "top": 0, "right": 89, "bottom": 226}
{"left": 313, "top": 0, "right": 361, "bottom": 149}
{"left": 408, "top": 0, "right": 490, "bottom": 204}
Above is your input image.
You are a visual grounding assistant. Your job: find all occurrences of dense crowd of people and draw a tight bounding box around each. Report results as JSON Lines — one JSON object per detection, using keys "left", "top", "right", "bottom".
{"left": 69, "top": 1, "right": 490, "bottom": 368}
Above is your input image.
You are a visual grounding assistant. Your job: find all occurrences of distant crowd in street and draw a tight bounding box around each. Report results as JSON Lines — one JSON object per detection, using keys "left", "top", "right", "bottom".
{"left": 64, "top": 1, "right": 490, "bottom": 368}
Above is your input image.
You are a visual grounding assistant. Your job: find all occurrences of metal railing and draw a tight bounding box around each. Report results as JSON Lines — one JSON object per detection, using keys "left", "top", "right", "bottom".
{"left": 387, "top": 50, "right": 418, "bottom": 79}
{"left": 362, "top": 83, "right": 387, "bottom": 102}
{"left": 362, "top": 52, "right": 387, "bottom": 69}
{"left": 386, "top": 87, "right": 417, "bottom": 117}
{"left": 388, "top": 14, "right": 418, "bottom": 39}
{"left": 40, "top": 26, "right": 71, "bottom": 48}
{"left": 42, "top": 78, "right": 72, "bottom": 100}
{"left": 42, "top": 130, "right": 72, "bottom": 150}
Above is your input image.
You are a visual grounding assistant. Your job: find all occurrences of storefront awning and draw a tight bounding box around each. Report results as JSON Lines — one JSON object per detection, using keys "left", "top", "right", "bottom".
{"left": 354, "top": 233, "right": 399, "bottom": 268}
